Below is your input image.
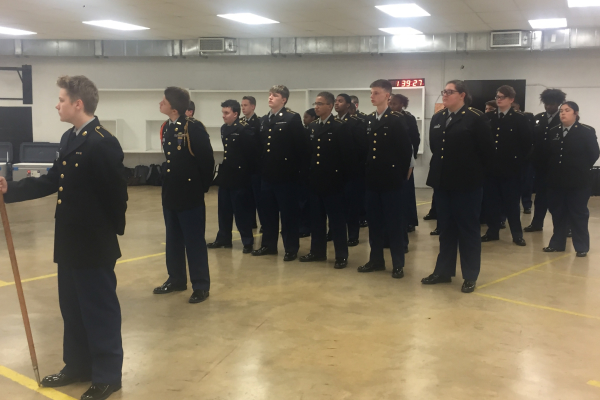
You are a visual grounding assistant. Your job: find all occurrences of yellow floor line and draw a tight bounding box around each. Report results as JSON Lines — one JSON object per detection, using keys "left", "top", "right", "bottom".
{"left": 416, "top": 201, "right": 432, "bottom": 206}
{"left": 531, "top": 268, "right": 600, "bottom": 281}
{"left": 475, "top": 293, "right": 600, "bottom": 321}
{"left": 0, "top": 252, "right": 165, "bottom": 288}
{"left": 477, "top": 253, "right": 571, "bottom": 289}
{"left": 0, "top": 365, "right": 77, "bottom": 400}
{"left": 588, "top": 380, "right": 600, "bottom": 388}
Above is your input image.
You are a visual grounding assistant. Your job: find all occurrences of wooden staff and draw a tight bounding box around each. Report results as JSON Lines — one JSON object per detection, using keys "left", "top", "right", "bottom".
{"left": 0, "top": 192, "right": 41, "bottom": 386}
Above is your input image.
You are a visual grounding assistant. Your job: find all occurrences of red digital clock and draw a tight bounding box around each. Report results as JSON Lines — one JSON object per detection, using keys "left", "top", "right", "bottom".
{"left": 388, "top": 79, "right": 425, "bottom": 87}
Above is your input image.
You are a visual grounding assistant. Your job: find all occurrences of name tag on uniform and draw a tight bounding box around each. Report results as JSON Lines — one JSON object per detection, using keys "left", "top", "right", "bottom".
{"left": 553, "top": 134, "right": 561, "bottom": 140}
{"left": 328, "top": 132, "right": 333, "bottom": 135}
{"left": 231, "top": 133, "right": 239, "bottom": 136}
{"left": 434, "top": 124, "right": 441, "bottom": 129}
{"left": 276, "top": 122, "right": 287, "bottom": 125}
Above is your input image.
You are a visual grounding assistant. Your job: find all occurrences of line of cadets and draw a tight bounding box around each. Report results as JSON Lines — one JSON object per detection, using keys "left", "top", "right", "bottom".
{"left": 155, "top": 79, "right": 599, "bottom": 301}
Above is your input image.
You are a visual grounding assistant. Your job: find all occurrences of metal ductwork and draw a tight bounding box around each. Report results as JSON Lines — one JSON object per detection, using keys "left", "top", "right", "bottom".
{"left": 2, "top": 28, "right": 600, "bottom": 58}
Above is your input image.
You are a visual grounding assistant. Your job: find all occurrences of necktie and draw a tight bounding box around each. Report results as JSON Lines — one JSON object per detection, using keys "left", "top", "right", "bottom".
{"left": 67, "top": 128, "right": 77, "bottom": 151}
{"left": 445, "top": 113, "right": 454, "bottom": 127}
{"left": 563, "top": 128, "right": 568, "bottom": 137}
{"left": 499, "top": 113, "right": 504, "bottom": 120}
{"left": 269, "top": 114, "right": 274, "bottom": 122}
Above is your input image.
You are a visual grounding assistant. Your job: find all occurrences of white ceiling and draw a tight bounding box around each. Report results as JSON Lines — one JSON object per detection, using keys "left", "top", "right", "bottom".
{"left": 2, "top": 0, "right": 600, "bottom": 40}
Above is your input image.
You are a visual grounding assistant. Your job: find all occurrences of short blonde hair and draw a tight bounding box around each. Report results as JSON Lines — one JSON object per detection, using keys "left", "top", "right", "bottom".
{"left": 56, "top": 75, "right": 99, "bottom": 114}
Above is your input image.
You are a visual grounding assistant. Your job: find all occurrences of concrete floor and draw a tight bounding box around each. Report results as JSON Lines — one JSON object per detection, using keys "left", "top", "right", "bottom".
{"left": 1, "top": 186, "right": 599, "bottom": 400}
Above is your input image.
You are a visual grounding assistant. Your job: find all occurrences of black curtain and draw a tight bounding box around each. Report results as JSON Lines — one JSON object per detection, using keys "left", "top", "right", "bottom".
{"left": 0, "top": 107, "right": 33, "bottom": 163}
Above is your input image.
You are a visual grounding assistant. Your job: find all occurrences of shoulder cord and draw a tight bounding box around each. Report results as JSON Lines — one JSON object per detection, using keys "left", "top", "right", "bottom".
{"left": 183, "top": 121, "right": 195, "bottom": 157}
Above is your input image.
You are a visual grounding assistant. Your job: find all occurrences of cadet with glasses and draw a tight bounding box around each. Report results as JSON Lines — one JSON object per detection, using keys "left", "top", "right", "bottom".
{"left": 421, "top": 80, "right": 494, "bottom": 293}
{"left": 542, "top": 101, "right": 599, "bottom": 257}
{"left": 481, "top": 85, "right": 532, "bottom": 246}
{"left": 300, "top": 92, "right": 350, "bottom": 269}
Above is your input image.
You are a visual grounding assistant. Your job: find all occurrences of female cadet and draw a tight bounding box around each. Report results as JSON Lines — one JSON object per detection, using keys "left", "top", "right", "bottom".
{"left": 421, "top": 80, "right": 494, "bottom": 293}
{"left": 542, "top": 101, "right": 599, "bottom": 257}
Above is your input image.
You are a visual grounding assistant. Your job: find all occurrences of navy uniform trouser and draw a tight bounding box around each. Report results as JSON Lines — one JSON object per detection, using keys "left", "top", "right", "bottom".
{"left": 405, "top": 173, "right": 419, "bottom": 227}
{"left": 548, "top": 187, "right": 591, "bottom": 252}
{"left": 216, "top": 185, "right": 255, "bottom": 246}
{"left": 433, "top": 187, "right": 483, "bottom": 281}
{"left": 251, "top": 173, "right": 264, "bottom": 227}
{"left": 298, "top": 179, "right": 311, "bottom": 235}
{"left": 483, "top": 175, "right": 523, "bottom": 239}
{"left": 521, "top": 162, "right": 535, "bottom": 210}
{"left": 309, "top": 191, "right": 348, "bottom": 259}
{"left": 367, "top": 187, "right": 405, "bottom": 270}
{"left": 344, "top": 177, "right": 362, "bottom": 241}
{"left": 163, "top": 204, "right": 210, "bottom": 291}
{"left": 357, "top": 176, "right": 367, "bottom": 221}
{"left": 531, "top": 169, "right": 549, "bottom": 228}
{"left": 58, "top": 263, "right": 122, "bottom": 385}
{"left": 260, "top": 179, "right": 300, "bottom": 253}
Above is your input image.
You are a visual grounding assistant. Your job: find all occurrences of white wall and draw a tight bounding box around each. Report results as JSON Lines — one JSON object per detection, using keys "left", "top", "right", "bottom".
{"left": 1, "top": 48, "right": 599, "bottom": 186}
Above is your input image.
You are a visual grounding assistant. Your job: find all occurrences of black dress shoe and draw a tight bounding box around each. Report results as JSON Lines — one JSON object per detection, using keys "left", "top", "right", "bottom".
{"left": 153, "top": 281, "right": 187, "bottom": 294}
{"left": 207, "top": 241, "right": 233, "bottom": 249}
{"left": 334, "top": 258, "right": 348, "bottom": 269}
{"left": 252, "top": 246, "right": 278, "bottom": 256}
{"left": 359, "top": 220, "right": 368, "bottom": 228}
{"left": 423, "top": 213, "right": 436, "bottom": 220}
{"left": 407, "top": 225, "right": 416, "bottom": 233}
{"left": 524, "top": 224, "right": 543, "bottom": 232}
{"left": 41, "top": 372, "right": 90, "bottom": 388}
{"left": 299, "top": 232, "right": 310, "bottom": 238}
{"left": 392, "top": 268, "right": 404, "bottom": 279}
{"left": 461, "top": 280, "right": 476, "bottom": 293}
{"left": 523, "top": 208, "right": 532, "bottom": 214}
{"left": 299, "top": 252, "right": 327, "bottom": 262}
{"left": 543, "top": 246, "right": 564, "bottom": 252}
{"left": 243, "top": 245, "right": 253, "bottom": 254}
{"left": 513, "top": 237, "right": 526, "bottom": 246}
{"left": 357, "top": 261, "right": 386, "bottom": 273}
{"left": 259, "top": 226, "right": 263, "bottom": 233}
{"left": 430, "top": 228, "right": 440, "bottom": 236}
{"left": 404, "top": 247, "right": 409, "bottom": 254}
{"left": 421, "top": 274, "right": 451, "bottom": 284}
{"left": 283, "top": 252, "right": 297, "bottom": 261}
{"left": 347, "top": 239, "right": 359, "bottom": 247}
{"left": 189, "top": 290, "right": 209, "bottom": 304}
{"left": 80, "top": 383, "right": 122, "bottom": 400}
{"left": 500, "top": 221, "right": 506, "bottom": 229}
{"left": 326, "top": 232, "right": 333, "bottom": 242}
{"left": 567, "top": 229, "right": 573, "bottom": 238}
{"left": 576, "top": 251, "right": 588, "bottom": 257}
{"left": 481, "top": 234, "right": 499, "bottom": 242}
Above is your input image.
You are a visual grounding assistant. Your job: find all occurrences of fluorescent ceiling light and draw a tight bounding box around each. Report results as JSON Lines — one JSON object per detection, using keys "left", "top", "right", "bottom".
{"left": 568, "top": 0, "right": 600, "bottom": 7}
{"left": 83, "top": 20, "right": 149, "bottom": 31}
{"left": 0, "top": 26, "right": 36, "bottom": 35}
{"left": 217, "top": 13, "right": 279, "bottom": 25}
{"left": 379, "top": 27, "right": 423, "bottom": 35}
{"left": 375, "top": 3, "right": 430, "bottom": 17}
{"left": 528, "top": 18, "right": 567, "bottom": 29}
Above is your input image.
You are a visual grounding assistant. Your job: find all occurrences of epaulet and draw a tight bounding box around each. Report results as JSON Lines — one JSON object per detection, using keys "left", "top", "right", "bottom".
{"left": 371, "top": 112, "right": 376, "bottom": 116}
{"left": 468, "top": 107, "right": 484, "bottom": 116}
{"left": 434, "top": 108, "right": 445, "bottom": 115}
{"left": 239, "top": 119, "right": 248, "bottom": 126}
{"left": 580, "top": 123, "right": 593, "bottom": 130}
{"left": 404, "top": 111, "right": 413, "bottom": 116}
{"left": 390, "top": 111, "right": 403, "bottom": 117}
{"left": 285, "top": 107, "right": 297, "bottom": 114}
{"left": 514, "top": 110, "right": 525, "bottom": 115}
{"left": 95, "top": 125, "right": 114, "bottom": 138}
{"left": 186, "top": 117, "right": 206, "bottom": 130}
{"left": 349, "top": 115, "right": 360, "bottom": 120}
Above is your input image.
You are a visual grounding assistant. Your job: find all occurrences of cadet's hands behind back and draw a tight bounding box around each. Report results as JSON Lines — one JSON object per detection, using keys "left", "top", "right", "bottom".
{"left": 0, "top": 176, "right": 7, "bottom": 194}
